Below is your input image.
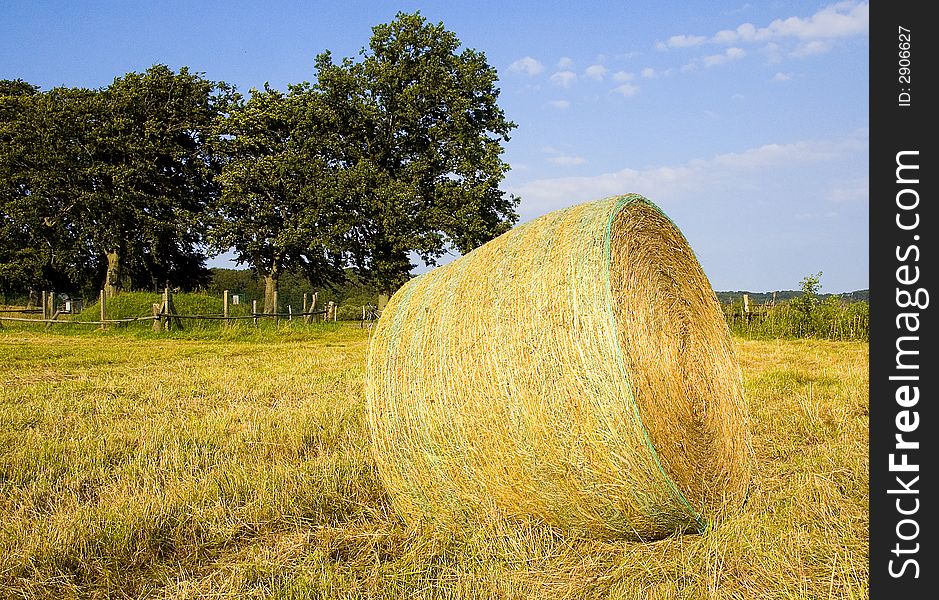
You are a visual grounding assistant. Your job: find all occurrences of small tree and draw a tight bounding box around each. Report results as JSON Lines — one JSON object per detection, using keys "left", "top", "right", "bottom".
{"left": 790, "top": 271, "right": 822, "bottom": 335}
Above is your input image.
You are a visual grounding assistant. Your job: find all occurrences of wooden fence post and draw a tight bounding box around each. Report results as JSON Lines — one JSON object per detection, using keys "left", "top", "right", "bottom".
{"left": 273, "top": 291, "right": 279, "bottom": 326}
{"left": 302, "top": 293, "right": 308, "bottom": 316}
{"left": 152, "top": 303, "right": 162, "bottom": 332}
{"left": 99, "top": 290, "right": 106, "bottom": 330}
{"left": 163, "top": 288, "right": 170, "bottom": 331}
{"left": 162, "top": 287, "right": 181, "bottom": 331}
{"left": 41, "top": 291, "right": 48, "bottom": 320}
{"left": 307, "top": 292, "right": 317, "bottom": 324}
{"left": 223, "top": 289, "right": 230, "bottom": 328}
{"left": 288, "top": 306, "right": 293, "bottom": 321}
{"left": 43, "top": 292, "right": 58, "bottom": 329}
{"left": 327, "top": 301, "right": 337, "bottom": 323}
{"left": 252, "top": 299, "right": 258, "bottom": 327}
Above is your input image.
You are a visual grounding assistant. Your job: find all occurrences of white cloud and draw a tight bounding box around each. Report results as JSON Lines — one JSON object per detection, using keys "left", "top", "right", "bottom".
{"left": 640, "top": 67, "right": 673, "bottom": 78}
{"left": 541, "top": 146, "right": 585, "bottom": 166}
{"left": 790, "top": 40, "right": 832, "bottom": 58}
{"left": 548, "top": 155, "right": 587, "bottom": 166}
{"left": 549, "top": 70, "right": 578, "bottom": 87}
{"left": 657, "top": 1, "right": 867, "bottom": 59}
{"left": 773, "top": 72, "right": 793, "bottom": 82}
{"left": 584, "top": 64, "right": 608, "bottom": 80}
{"left": 713, "top": 22, "right": 761, "bottom": 44}
{"left": 713, "top": 2, "right": 868, "bottom": 44}
{"left": 703, "top": 47, "right": 746, "bottom": 67}
{"left": 613, "top": 70, "right": 635, "bottom": 82}
{"left": 684, "top": 47, "right": 746, "bottom": 70}
{"left": 766, "top": 1, "right": 869, "bottom": 40}
{"left": 612, "top": 83, "right": 640, "bottom": 97}
{"left": 713, "top": 29, "right": 740, "bottom": 45}
{"left": 663, "top": 34, "right": 708, "bottom": 48}
{"left": 827, "top": 177, "right": 868, "bottom": 203}
{"left": 509, "top": 56, "right": 544, "bottom": 76}
{"left": 557, "top": 56, "right": 574, "bottom": 69}
{"left": 549, "top": 100, "right": 570, "bottom": 109}
{"left": 761, "top": 42, "right": 784, "bottom": 64}
{"left": 508, "top": 134, "right": 867, "bottom": 217}
{"left": 616, "top": 51, "right": 642, "bottom": 60}
{"left": 726, "top": 3, "right": 752, "bottom": 15}
{"left": 706, "top": 138, "right": 863, "bottom": 169}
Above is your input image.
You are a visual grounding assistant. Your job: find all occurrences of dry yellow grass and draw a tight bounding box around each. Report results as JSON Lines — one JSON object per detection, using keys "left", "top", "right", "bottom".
{"left": 0, "top": 328, "right": 867, "bottom": 598}
{"left": 367, "top": 196, "right": 751, "bottom": 541}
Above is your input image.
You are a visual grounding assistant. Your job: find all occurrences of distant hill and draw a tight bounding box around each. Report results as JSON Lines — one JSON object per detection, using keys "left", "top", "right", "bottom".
{"left": 716, "top": 289, "right": 869, "bottom": 304}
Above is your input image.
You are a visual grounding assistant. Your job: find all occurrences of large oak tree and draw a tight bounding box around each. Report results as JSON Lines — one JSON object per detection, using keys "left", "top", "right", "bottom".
{"left": 314, "top": 12, "right": 520, "bottom": 293}
{"left": 1, "top": 81, "right": 100, "bottom": 297}
{"left": 91, "top": 65, "right": 232, "bottom": 295}
{"left": 1, "top": 67, "right": 233, "bottom": 298}
{"left": 211, "top": 84, "right": 349, "bottom": 313}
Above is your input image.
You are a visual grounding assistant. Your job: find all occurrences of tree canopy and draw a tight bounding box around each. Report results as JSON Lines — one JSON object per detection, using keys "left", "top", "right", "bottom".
{"left": 1, "top": 12, "right": 519, "bottom": 303}
{"left": 315, "top": 12, "right": 519, "bottom": 292}
{"left": 1, "top": 67, "right": 233, "bottom": 298}
{"left": 88, "top": 65, "right": 234, "bottom": 295}
{"left": 1, "top": 81, "right": 100, "bottom": 297}
{"left": 211, "top": 83, "right": 348, "bottom": 312}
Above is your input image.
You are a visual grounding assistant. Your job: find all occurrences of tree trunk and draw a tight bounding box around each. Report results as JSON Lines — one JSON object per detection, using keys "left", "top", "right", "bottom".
{"left": 264, "top": 272, "right": 279, "bottom": 314}
{"left": 105, "top": 249, "right": 124, "bottom": 297}
{"left": 263, "top": 256, "right": 282, "bottom": 314}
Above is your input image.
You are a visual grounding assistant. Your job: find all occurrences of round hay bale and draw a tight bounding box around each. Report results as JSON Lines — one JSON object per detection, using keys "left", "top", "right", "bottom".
{"left": 365, "top": 194, "right": 752, "bottom": 540}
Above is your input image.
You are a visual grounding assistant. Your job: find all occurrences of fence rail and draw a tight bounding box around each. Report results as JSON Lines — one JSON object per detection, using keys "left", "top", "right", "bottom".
{"left": 0, "top": 315, "right": 150, "bottom": 325}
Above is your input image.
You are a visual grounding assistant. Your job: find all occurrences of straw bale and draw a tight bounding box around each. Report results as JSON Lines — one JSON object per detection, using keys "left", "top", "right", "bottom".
{"left": 365, "top": 194, "right": 752, "bottom": 540}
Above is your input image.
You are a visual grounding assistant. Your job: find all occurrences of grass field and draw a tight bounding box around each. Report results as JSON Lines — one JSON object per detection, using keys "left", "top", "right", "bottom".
{"left": 0, "top": 326, "right": 868, "bottom": 599}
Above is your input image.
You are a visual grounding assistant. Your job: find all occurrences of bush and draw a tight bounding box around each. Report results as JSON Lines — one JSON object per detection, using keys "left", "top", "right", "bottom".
{"left": 725, "top": 298, "right": 868, "bottom": 340}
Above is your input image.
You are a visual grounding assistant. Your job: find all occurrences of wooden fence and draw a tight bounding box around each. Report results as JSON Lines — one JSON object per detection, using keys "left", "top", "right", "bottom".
{"left": 0, "top": 288, "right": 346, "bottom": 331}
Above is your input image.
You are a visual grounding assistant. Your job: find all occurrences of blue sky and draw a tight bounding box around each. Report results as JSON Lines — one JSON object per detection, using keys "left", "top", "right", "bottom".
{"left": 1, "top": 1, "right": 869, "bottom": 292}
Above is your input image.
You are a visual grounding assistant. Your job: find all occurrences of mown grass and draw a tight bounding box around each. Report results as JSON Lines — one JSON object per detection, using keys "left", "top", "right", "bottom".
{"left": 0, "top": 328, "right": 868, "bottom": 598}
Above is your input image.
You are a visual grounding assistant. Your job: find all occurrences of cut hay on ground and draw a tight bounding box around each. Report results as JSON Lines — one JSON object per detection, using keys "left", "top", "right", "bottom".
{"left": 365, "top": 194, "right": 752, "bottom": 540}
